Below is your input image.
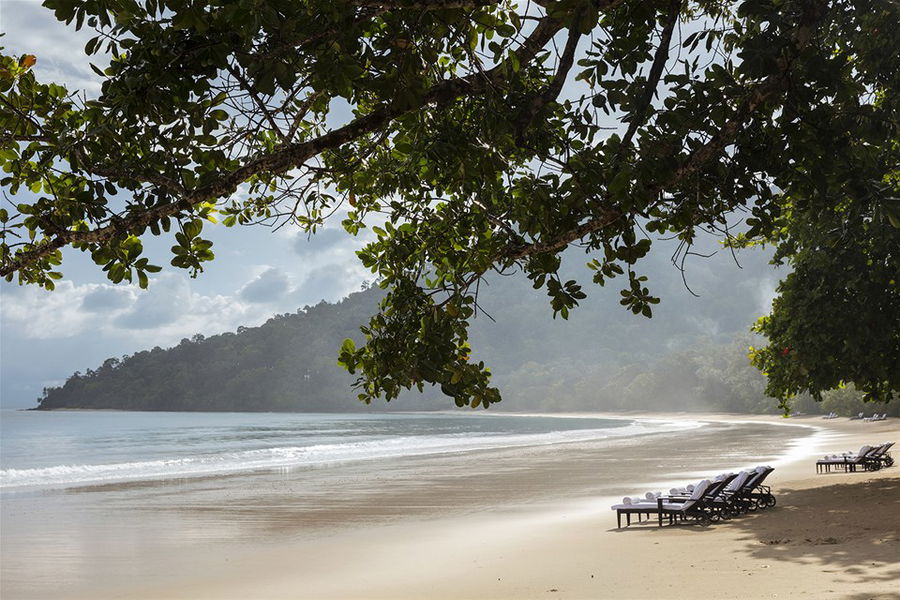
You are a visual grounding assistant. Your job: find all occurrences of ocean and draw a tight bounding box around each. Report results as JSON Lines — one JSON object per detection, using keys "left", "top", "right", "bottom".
{"left": 0, "top": 410, "right": 817, "bottom": 599}
{"left": 0, "top": 410, "right": 700, "bottom": 490}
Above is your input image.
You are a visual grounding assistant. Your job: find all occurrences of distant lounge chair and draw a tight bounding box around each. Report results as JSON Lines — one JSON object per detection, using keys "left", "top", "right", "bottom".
{"left": 865, "top": 413, "right": 888, "bottom": 422}
{"left": 868, "top": 441, "right": 895, "bottom": 468}
{"left": 850, "top": 412, "right": 864, "bottom": 420}
{"left": 816, "top": 445, "right": 880, "bottom": 473}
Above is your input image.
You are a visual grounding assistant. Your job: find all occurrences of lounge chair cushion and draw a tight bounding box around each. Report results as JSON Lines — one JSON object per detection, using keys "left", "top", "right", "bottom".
{"left": 689, "top": 480, "right": 711, "bottom": 501}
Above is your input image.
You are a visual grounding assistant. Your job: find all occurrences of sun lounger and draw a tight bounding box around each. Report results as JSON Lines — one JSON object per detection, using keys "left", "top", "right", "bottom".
{"left": 710, "top": 470, "right": 756, "bottom": 517}
{"left": 611, "top": 480, "right": 713, "bottom": 528}
{"left": 816, "top": 444, "right": 880, "bottom": 473}
{"left": 740, "top": 466, "right": 777, "bottom": 508}
{"left": 867, "top": 442, "right": 895, "bottom": 468}
{"left": 611, "top": 495, "right": 663, "bottom": 528}
{"left": 654, "top": 477, "right": 729, "bottom": 527}
{"left": 611, "top": 467, "right": 778, "bottom": 528}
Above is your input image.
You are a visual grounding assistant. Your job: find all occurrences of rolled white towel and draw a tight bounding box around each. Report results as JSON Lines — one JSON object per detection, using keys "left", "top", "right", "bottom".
{"left": 686, "top": 484, "right": 695, "bottom": 492}
{"left": 622, "top": 497, "right": 633, "bottom": 505}
{"left": 644, "top": 492, "right": 656, "bottom": 501}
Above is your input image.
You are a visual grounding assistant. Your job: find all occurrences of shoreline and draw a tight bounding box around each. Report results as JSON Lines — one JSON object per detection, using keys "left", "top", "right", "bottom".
{"left": 139, "top": 412, "right": 899, "bottom": 600}
{"left": 2, "top": 412, "right": 897, "bottom": 599}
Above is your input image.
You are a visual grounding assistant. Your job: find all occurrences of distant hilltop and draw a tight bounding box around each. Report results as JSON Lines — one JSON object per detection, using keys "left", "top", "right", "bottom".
{"left": 36, "top": 286, "right": 393, "bottom": 412}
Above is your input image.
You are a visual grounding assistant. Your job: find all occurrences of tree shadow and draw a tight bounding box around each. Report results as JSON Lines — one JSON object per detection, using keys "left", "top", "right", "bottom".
{"left": 718, "top": 476, "right": 900, "bottom": 587}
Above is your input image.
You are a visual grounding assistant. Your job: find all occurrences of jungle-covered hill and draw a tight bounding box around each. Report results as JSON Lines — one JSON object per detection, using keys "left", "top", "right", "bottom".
{"left": 36, "top": 244, "right": 892, "bottom": 416}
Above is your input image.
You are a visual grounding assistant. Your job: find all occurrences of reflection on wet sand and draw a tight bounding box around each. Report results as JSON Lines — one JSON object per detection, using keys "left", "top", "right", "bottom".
{"left": 1, "top": 421, "right": 800, "bottom": 599}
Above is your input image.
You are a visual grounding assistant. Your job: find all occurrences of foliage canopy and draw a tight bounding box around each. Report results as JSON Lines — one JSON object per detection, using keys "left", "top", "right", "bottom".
{"left": 1, "top": 0, "right": 898, "bottom": 408}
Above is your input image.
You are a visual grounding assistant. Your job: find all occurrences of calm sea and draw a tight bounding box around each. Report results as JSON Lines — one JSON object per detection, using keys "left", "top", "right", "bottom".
{"left": 2, "top": 409, "right": 818, "bottom": 598}
{"left": 0, "top": 410, "right": 698, "bottom": 490}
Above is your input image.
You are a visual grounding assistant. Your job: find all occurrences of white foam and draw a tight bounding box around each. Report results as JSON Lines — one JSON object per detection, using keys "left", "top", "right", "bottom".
{"left": 0, "top": 418, "right": 702, "bottom": 490}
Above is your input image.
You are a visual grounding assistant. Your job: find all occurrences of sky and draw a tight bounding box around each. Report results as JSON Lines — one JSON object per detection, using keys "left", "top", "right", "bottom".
{"left": 0, "top": 1, "right": 374, "bottom": 407}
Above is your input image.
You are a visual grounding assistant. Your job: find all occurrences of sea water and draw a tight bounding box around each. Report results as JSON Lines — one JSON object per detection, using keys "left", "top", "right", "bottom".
{"left": 0, "top": 410, "right": 700, "bottom": 490}
{"left": 1, "top": 409, "right": 813, "bottom": 598}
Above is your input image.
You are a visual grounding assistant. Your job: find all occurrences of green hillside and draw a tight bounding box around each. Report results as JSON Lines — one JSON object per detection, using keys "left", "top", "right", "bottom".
{"left": 36, "top": 244, "right": 891, "bottom": 415}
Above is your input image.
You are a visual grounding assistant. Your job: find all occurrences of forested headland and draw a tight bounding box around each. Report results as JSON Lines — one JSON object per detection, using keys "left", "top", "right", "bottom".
{"left": 36, "top": 246, "right": 894, "bottom": 416}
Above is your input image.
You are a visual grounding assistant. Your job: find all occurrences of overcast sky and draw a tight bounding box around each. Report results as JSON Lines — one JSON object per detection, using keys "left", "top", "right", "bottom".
{"left": 0, "top": 1, "right": 376, "bottom": 407}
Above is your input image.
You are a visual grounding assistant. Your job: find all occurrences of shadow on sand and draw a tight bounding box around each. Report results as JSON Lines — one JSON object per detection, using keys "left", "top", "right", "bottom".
{"left": 719, "top": 476, "right": 900, "bottom": 589}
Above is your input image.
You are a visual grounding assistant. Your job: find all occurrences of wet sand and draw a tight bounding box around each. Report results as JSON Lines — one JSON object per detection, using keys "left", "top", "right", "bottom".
{"left": 2, "top": 413, "right": 898, "bottom": 599}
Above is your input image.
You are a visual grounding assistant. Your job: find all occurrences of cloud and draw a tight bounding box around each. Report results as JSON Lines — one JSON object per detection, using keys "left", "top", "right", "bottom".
{"left": 292, "top": 226, "right": 363, "bottom": 259}
{"left": 3, "top": 1, "right": 104, "bottom": 96}
{"left": 80, "top": 286, "right": 132, "bottom": 312}
{"left": 1, "top": 280, "right": 118, "bottom": 339}
{"left": 114, "top": 277, "right": 185, "bottom": 330}
{"left": 294, "top": 264, "right": 367, "bottom": 307}
{"left": 237, "top": 267, "right": 291, "bottom": 304}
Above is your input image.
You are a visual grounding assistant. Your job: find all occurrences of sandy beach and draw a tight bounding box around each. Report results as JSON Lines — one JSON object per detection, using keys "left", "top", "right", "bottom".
{"left": 2, "top": 413, "right": 898, "bottom": 599}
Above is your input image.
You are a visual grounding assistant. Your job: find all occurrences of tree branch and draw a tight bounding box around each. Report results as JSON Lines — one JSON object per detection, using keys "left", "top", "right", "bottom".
{"left": 492, "top": 0, "right": 827, "bottom": 267}
{"left": 226, "top": 64, "right": 287, "bottom": 141}
{"left": 1, "top": 16, "right": 564, "bottom": 278}
{"left": 515, "top": 14, "right": 585, "bottom": 139}
{"left": 619, "top": 0, "right": 682, "bottom": 152}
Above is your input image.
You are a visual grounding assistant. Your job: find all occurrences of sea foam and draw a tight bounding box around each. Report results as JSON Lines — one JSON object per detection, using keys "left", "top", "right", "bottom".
{"left": 0, "top": 418, "right": 700, "bottom": 490}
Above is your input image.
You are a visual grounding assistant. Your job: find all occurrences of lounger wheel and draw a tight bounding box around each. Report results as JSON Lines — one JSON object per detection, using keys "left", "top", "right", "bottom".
{"left": 694, "top": 513, "right": 712, "bottom": 527}
{"left": 765, "top": 495, "right": 776, "bottom": 508}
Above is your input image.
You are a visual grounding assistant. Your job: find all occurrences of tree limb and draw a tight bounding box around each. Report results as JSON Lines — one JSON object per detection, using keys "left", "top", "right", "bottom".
{"left": 619, "top": 0, "right": 682, "bottom": 152}
{"left": 492, "top": 0, "right": 827, "bottom": 267}
{"left": 1, "top": 16, "right": 564, "bottom": 277}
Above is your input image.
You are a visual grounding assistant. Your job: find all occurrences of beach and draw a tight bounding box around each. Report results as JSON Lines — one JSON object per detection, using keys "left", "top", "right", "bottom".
{"left": 2, "top": 412, "right": 898, "bottom": 599}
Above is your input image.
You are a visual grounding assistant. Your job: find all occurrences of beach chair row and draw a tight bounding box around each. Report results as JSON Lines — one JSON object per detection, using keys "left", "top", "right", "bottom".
{"left": 815, "top": 441, "right": 894, "bottom": 473}
{"left": 848, "top": 412, "right": 890, "bottom": 421}
{"left": 611, "top": 466, "right": 776, "bottom": 529}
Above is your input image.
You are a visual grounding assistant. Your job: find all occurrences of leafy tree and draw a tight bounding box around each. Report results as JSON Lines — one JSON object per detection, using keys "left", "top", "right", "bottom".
{"left": 2, "top": 0, "right": 898, "bottom": 409}
{"left": 746, "top": 198, "right": 899, "bottom": 408}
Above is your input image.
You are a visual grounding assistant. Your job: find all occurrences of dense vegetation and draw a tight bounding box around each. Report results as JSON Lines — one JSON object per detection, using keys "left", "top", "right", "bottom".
{"left": 5, "top": 0, "right": 899, "bottom": 409}
{"left": 37, "top": 286, "right": 383, "bottom": 411}
{"left": 37, "top": 246, "right": 898, "bottom": 415}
